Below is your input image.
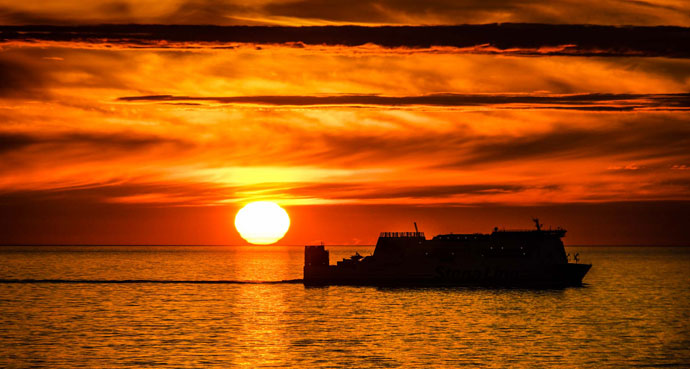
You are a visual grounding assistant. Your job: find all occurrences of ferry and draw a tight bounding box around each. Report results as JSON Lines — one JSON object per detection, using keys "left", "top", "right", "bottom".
{"left": 304, "top": 219, "right": 591, "bottom": 287}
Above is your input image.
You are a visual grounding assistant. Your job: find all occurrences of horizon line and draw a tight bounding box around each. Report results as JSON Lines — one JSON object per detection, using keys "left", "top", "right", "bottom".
{"left": 1, "top": 244, "right": 688, "bottom": 247}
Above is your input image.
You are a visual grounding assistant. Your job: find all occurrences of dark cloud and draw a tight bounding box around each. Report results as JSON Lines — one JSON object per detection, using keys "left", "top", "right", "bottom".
{"left": 624, "top": 0, "right": 684, "bottom": 12}
{"left": 0, "top": 6, "right": 69, "bottom": 25}
{"left": 97, "top": 2, "right": 132, "bottom": 17}
{"left": 0, "top": 181, "right": 531, "bottom": 205}
{"left": 0, "top": 181, "right": 232, "bottom": 206}
{"left": 0, "top": 133, "right": 35, "bottom": 154}
{"left": 0, "top": 131, "right": 187, "bottom": 156}
{"left": 0, "top": 48, "right": 137, "bottom": 99}
{"left": 2, "top": 24, "right": 689, "bottom": 57}
{"left": 264, "top": 0, "right": 394, "bottom": 23}
{"left": 264, "top": 0, "right": 689, "bottom": 26}
{"left": 266, "top": 115, "right": 690, "bottom": 169}
{"left": 159, "top": 0, "right": 252, "bottom": 25}
{"left": 0, "top": 59, "right": 45, "bottom": 98}
{"left": 0, "top": 177, "right": 556, "bottom": 210}
{"left": 277, "top": 182, "right": 549, "bottom": 200}
{"left": 656, "top": 178, "right": 690, "bottom": 191}
{"left": 2, "top": 0, "right": 689, "bottom": 27}
{"left": 445, "top": 118, "right": 690, "bottom": 167}
{"left": 118, "top": 93, "right": 690, "bottom": 111}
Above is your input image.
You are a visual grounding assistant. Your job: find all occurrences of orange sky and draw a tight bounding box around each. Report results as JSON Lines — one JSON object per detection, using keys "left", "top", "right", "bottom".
{"left": 1, "top": 2, "right": 689, "bottom": 245}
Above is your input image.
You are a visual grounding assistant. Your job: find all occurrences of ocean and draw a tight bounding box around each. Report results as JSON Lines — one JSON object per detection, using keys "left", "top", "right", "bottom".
{"left": 1, "top": 245, "right": 688, "bottom": 368}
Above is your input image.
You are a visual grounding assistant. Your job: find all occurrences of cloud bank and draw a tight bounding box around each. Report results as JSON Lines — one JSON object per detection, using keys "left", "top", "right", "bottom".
{"left": 118, "top": 93, "right": 690, "bottom": 111}
{"left": 2, "top": 24, "right": 690, "bottom": 57}
{"left": 1, "top": 0, "right": 689, "bottom": 26}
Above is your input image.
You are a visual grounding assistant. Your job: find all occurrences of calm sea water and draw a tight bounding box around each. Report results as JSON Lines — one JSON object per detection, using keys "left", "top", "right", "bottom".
{"left": 1, "top": 245, "right": 688, "bottom": 368}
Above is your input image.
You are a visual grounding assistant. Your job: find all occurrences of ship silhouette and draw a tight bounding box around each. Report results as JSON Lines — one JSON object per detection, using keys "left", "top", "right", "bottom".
{"left": 304, "top": 219, "right": 591, "bottom": 287}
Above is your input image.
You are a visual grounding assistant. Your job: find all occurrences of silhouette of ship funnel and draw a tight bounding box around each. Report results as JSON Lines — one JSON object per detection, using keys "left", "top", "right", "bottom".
{"left": 304, "top": 219, "right": 591, "bottom": 287}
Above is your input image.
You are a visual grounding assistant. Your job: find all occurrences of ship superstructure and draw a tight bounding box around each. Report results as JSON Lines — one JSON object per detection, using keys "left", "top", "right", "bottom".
{"left": 304, "top": 219, "right": 591, "bottom": 287}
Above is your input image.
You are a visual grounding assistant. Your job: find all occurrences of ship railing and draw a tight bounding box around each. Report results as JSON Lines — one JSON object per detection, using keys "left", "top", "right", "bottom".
{"left": 495, "top": 228, "right": 566, "bottom": 234}
{"left": 566, "top": 250, "right": 588, "bottom": 264}
{"left": 379, "top": 231, "right": 425, "bottom": 238}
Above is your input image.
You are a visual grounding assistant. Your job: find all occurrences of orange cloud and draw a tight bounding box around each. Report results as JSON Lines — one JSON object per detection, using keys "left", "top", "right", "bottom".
{"left": 1, "top": 0, "right": 689, "bottom": 26}
{"left": 1, "top": 37, "right": 689, "bottom": 244}
{"left": 2, "top": 25, "right": 690, "bottom": 58}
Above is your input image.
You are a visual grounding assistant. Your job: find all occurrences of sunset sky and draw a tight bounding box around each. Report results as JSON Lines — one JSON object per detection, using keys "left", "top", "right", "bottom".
{"left": 1, "top": 0, "right": 689, "bottom": 245}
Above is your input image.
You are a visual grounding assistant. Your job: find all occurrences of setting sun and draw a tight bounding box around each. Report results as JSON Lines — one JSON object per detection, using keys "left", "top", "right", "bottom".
{"left": 235, "top": 201, "right": 291, "bottom": 245}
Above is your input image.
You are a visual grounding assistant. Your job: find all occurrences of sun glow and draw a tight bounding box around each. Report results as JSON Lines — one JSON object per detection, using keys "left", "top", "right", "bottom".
{"left": 234, "top": 201, "right": 291, "bottom": 245}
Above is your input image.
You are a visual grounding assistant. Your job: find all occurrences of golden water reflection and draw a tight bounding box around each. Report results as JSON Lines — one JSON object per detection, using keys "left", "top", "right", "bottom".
{"left": 0, "top": 246, "right": 689, "bottom": 367}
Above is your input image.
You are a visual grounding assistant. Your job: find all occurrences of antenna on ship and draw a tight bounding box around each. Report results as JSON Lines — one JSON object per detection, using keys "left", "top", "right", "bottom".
{"left": 532, "top": 217, "right": 542, "bottom": 231}
{"left": 414, "top": 222, "right": 419, "bottom": 233}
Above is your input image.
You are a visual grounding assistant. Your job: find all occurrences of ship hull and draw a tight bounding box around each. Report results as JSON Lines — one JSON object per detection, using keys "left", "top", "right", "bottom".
{"left": 304, "top": 263, "right": 591, "bottom": 288}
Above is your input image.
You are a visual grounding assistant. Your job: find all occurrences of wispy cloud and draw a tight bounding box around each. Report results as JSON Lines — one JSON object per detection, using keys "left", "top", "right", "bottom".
{"left": 118, "top": 92, "right": 690, "bottom": 111}
{"left": 439, "top": 118, "right": 690, "bottom": 167}
{"left": 2, "top": 24, "right": 690, "bottom": 57}
{"left": 1, "top": 0, "right": 689, "bottom": 26}
{"left": 0, "top": 131, "right": 186, "bottom": 153}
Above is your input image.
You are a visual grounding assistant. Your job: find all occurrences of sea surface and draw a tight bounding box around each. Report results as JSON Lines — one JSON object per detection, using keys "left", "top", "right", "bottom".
{"left": 1, "top": 245, "right": 689, "bottom": 368}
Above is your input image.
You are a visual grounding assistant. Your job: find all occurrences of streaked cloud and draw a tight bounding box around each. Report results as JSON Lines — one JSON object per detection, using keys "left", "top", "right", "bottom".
{"left": 0, "top": 131, "right": 185, "bottom": 153}
{"left": 261, "top": 0, "right": 690, "bottom": 26}
{"left": 2, "top": 24, "right": 690, "bottom": 58}
{"left": 118, "top": 92, "right": 690, "bottom": 111}
{"left": 1, "top": 0, "right": 689, "bottom": 26}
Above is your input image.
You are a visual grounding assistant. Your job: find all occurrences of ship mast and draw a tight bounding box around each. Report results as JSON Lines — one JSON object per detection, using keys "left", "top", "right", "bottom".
{"left": 532, "top": 218, "right": 542, "bottom": 231}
